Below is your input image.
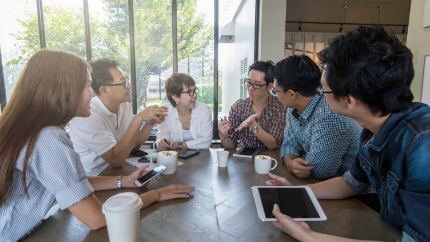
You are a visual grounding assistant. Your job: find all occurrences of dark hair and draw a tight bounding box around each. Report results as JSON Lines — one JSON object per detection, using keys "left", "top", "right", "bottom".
{"left": 0, "top": 49, "right": 90, "bottom": 206}
{"left": 89, "top": 58, "right": 121, "bottom": 95}
{"left": 248, "top": 60, "right": 275, "bottom": 84}
{"left": 272, "top": 55, "right": 321, "bottom": 97}
{"left": 165, "top": 73, "right": 196, "bottom": 107}
{"left": 317, "top": 26, "right": 414, "bottom": 116}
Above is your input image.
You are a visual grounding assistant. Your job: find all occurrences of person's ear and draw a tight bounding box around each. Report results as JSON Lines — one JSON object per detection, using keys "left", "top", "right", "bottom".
{"left": 172, "top": 94, "right": 180, "bottom": 104}
{"left": 288, "top": 90, "right": 298, "bottom": 100}
{"left": 347, "top": 95, "right": 357, "bottom": 110}
{"left": 100, "top": 86, "right": 110, "bottom": 98}
{"left": 267, "top": 82, "right": 274, "bottom": 90}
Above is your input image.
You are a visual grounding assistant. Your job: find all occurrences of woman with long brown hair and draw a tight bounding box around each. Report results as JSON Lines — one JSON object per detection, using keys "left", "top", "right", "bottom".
{"left": 0, "top": 49, "right": 194, "bottom": 241}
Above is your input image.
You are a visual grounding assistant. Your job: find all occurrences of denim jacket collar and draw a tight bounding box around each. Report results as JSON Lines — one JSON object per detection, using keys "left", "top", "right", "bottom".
{"left": 361, "top": 106, "right": 414, "bottom": 152}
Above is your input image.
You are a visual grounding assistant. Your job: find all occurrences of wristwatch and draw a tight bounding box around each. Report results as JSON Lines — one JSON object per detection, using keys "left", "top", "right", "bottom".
{"left": 177, "top": 142, "right": 183, "bottom": 149}
{"left": 147, "top": 120, "right": 155, "bottom": 126}
{"left": 117, "top": 175, "right": 122, "bottom": 189}
{"left": 250, "top": 125, "right": 260, "bottom": 134}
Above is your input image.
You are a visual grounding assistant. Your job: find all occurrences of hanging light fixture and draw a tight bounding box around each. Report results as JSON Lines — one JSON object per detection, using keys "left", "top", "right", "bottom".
{"left": 402, "top": 25, "right": 406, "bottom": 34}
{"left": 378, "top": 6, "right": 383, "bottom": 25}
{"left": 340, "top": 5, "right": 348, "bottom": 33}
{"left": 298, "top": 22, "right": 302, "bottom": 31}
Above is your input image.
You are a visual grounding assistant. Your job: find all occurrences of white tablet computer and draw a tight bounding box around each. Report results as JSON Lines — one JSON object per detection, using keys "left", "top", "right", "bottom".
{"left": 252, "top": 186, "right": 327, "bottom": 222}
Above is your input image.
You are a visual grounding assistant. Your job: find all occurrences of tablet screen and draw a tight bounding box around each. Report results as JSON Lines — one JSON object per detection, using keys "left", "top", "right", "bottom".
{"left": 258, "top": 187, "right": 320, "bottom": 219}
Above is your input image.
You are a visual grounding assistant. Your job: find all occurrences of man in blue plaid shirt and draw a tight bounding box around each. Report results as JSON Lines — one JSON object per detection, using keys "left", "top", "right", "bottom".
{"left": 271, "top": 55, "right": 361, "bottom": 179}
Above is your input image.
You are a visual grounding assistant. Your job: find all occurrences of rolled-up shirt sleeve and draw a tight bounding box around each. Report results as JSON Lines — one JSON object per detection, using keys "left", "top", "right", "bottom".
{"left": 342, "top": 170, "right": 370, "bottom": 193}
{"left": 32, "top": 131, "right": 94, "bottom": 210}
{"left": 342, "top": 154, "right": 370, "bottom": 193}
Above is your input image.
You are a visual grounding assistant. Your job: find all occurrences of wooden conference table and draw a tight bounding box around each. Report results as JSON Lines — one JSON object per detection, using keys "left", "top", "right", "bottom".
{"left": 23, "top": 149, "right": 401, "bottom": 242}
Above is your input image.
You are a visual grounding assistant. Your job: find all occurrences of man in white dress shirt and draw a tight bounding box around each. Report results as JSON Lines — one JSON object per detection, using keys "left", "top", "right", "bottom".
{"left": 69, "top": 58, "right": 167, "bottom": 175}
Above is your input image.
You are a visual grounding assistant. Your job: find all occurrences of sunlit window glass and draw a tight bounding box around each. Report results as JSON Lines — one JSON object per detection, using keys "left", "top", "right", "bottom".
{"left": 43, "top": 0, "right": 86, "bottom": 59}
{"left": 177, "top": 0, "right": 216, "bottom": 118}
{"left": 0, "top": 0, "right": 39, "bottom": 101}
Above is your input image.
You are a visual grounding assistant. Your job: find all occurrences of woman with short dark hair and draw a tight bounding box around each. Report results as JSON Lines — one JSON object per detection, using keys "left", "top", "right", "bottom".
{"left": 0, "top": 50, "right": 194, "bottom": 241}
{"left": 156, "top": 73, "right": 213, "bottom": 150}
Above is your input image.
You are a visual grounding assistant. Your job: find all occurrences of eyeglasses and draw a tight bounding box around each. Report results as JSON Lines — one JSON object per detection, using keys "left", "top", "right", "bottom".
{"left": 181, "top": 88, "right": 198, "bottom": 96}
{"left": 270, "top": 88, "right": 297, "bottom": 96}
{"left": 103, "top": 78, "right": 130, "bottom": 89}
{"left": 316, "top": 89, "right": 334, "bottom": 96}
{"left": 270, "top": 88, "right": 286, "bottom": 96}
{"left": 244, "top": 80, "right": 267, "bottom": 89}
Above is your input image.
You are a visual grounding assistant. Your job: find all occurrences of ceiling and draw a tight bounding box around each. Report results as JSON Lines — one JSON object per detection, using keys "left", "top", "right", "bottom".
{"left": 285, "top": 0, "right": 412, "bottom": 34}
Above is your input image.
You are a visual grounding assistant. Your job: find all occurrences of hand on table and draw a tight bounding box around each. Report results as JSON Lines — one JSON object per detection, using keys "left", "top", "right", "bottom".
{"left": 287, "top": 158, "right": 315, "bottom": 179}
{"left": 271, "top": 204, "right": 311, "bottom": 240}
{"left": 235, "top": 113, "right": 259, "bottom": 132}
{"left": 122, "top": 165, "right": 150, "bottom": 188}
{"left": 157, "top": 139, "right": 171, "bottom": 151}
{"left": 218, "top": 116, "right": 232, "bottom": 139}
{"left": 265, "top": 173, "right": 293, "bottom": 186}
{"left": 155, "top": 184, "right": 195, "bottom": 201}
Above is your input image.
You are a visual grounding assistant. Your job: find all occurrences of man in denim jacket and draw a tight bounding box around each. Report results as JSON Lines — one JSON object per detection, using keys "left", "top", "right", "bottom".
{"left": 265, "top": 26, "right": 430, "bottom": 242}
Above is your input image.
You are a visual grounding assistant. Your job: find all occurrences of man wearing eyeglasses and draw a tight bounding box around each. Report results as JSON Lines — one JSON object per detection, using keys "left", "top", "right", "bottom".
{"left": 266, "top": 26, "right": 430, "bottom": 242}
{"left": 69, "top": 58, "right": 167, "bottom": 176}
{"left": 218, "top": 61, "right": 288, "bottom": 150}
{"left": 271, "top": 55, "right": 361, "bottom": 179}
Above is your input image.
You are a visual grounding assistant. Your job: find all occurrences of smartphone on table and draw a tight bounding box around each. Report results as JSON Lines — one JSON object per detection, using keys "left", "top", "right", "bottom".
{"left": 178, "top": 150, "right": 200, "bottom": 159}
{"left": 134, "top": 165, "right": 167, "bottom": 187}
{"left": 130, "top": 148, "right": 148, "bottom": 157}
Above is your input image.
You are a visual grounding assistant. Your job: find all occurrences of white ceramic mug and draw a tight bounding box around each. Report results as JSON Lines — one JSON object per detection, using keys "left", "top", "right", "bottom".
{"left": 155, "top": 151, "right": 178, "bottom": 175}
{"left": 102, "top": 192, "right": 143, "bottom": 242}
{"left": 254, "top": 155, "right": 277, "bottom": 174}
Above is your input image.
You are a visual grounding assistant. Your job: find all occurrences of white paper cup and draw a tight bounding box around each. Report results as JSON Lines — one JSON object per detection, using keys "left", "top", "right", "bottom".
{"left": 254, "top": 155, "right": 278, "bottom": 174}
{"left": 157, "top": 151, "right": 178, "bottom": 174}
{"left": 102, "top": 192, "right": 143, "bottom": 242}
{"left": 217, "top": 151, "right": 229, "bottom": 167}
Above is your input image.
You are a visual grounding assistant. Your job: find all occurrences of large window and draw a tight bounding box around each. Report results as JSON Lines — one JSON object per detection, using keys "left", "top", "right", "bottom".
{"left": 0, "top": 0, "right": 221, "bottom": 133}
{"left": 43, "top": 0, "right": 86, "bottom": 59}
{"left": 177, "top": 0, "right": 216, "bottom": 118}
{"left": 134, "top": 0, "right": 172, "bottom": 111}
{"left": 0, "top": 0, "right": 39, "bottom": 102}
{"left": 89, "top": 0, "right": 131, "bottom": 77}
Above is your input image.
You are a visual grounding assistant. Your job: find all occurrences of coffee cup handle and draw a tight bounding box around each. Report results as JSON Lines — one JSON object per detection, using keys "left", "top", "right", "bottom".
{"left": 271, "top": 158, "right": 278, "bottom": 170}
{"left": 149, "top": 154, "right": 157, "bottom": 168}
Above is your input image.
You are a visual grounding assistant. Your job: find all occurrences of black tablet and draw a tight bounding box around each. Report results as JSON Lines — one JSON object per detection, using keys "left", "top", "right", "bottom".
{"left": 252, "top": 186, "right": 327, "bottom": 221}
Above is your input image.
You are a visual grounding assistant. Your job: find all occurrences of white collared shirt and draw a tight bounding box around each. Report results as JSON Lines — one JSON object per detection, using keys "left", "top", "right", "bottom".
{"left": 69, "top": 96, "right": 134, "bottom": 176}
{"left": 156, "top": 102, "right": 213, "bottom": 149}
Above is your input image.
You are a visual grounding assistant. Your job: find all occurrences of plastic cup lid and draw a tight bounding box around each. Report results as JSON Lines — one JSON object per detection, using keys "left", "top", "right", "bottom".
{"left": 103, "top": 192, "right": 141, "bottom": 213}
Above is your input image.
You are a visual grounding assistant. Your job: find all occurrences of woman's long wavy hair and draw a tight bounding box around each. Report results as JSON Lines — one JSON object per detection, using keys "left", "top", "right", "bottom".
{"left": 0, "top": 49, "right": 90, "bottom": 206}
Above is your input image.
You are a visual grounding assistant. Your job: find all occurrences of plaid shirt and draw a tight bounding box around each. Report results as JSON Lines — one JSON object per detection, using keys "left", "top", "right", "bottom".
{"left": 281, "top": 94, "right": 362, "bottom": 179}
{"left": 227, "top": 95, "right": 288, "bottom": 148}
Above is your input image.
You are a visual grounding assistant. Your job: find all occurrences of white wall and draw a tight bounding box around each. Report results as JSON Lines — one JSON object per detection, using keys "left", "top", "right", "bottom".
{"left": 258, "top": 0, "right": 286, "bottom": 62}
{"left": 407, "top": 0, "right": 430, "bottom": 101}
{"left": 220, "top": 0, "right": 255, "bottom": 117}
{"left": 220, "top": 0, "right": 287, "bottom": 117}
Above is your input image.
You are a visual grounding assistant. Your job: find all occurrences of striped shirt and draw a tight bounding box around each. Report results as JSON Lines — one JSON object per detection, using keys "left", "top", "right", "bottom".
{"left": 281, "top": 94, "right": 362, "bottom": 179}
{"left": 227, "top": 95, "right": 288, "bottom": 148}
{"left": 0, "top": 126, "right": 94, "bottom": 242}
